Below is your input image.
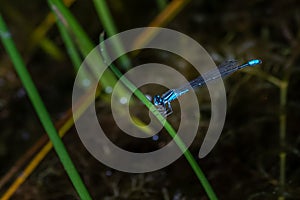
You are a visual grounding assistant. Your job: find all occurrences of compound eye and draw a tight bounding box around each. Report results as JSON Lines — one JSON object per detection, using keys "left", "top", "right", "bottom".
{"left": 153, "top": 95, "right": 161, "bottom": 105}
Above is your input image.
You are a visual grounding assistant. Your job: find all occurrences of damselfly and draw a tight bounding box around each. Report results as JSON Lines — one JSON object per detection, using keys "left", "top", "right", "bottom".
{"left": 153, "top": 59, "right": 262, "bottom": 117}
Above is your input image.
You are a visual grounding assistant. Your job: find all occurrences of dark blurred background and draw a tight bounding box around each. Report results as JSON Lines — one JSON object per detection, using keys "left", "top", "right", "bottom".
{"left": 0, "top": 0, "right": 300, "bottom": 199}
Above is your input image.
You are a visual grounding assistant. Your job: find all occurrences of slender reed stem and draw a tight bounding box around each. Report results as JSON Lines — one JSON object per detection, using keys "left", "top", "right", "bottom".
{"left": 93, "top": 0, "right": 131, "bottom": 69}
{"left": 0, "top": 14, "right": 92, "bottom": 200}
{"left": 277, "top": 48, "right": 296, "bottom": 199}
{"left": 100, "top": 41, "right": 218, "bottom": 200}
{"left": 278, "top": 81, "right": 288, "bottom": 200}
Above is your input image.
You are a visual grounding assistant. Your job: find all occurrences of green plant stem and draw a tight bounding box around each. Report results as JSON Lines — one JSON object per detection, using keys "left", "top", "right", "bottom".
{"left": 93, "top": 0, "right": 131, "bottom": 69}
{"left": 100, "top": 41, "right": 218, "bottom": 200}
{"left": 279, "top": 81, "right": 288, "bottom": 200}
{"left": 48, "top": 0, "right": 129, "bottom": 99}
{"left": 56, "top": 18, "right": 82, "bottom": 71}
{"left": 48, "top": 0, "right": 93, "bottom": 55}
{"left": 277, "top": 53, "right": 295, "bottom": 200}
{"left": 54, "top": 11, "right": 93, "bottom": 88}
{"left": 114, "top": 67, "right": 218, "bottom": 200}
{"left": 0, "top": 14, "right": 92, "bottom": 200}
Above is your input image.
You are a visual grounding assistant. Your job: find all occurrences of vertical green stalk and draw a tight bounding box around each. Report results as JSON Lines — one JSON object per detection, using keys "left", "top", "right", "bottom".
{"left": 54, "top": 10, "right": 93, "bottom": 88}
{"left": 278, "top": 81, "right": 288, "bottom": 200}
{"left": 277, "top": 54, "right": 294, "bottom": 200}
{"left": 93, "top": 0, "right": 131, "bottom": 69}
{"left": 48, "top": 0, "right": 129, "bottom": 98}
{"left": 56, "top": 18, "right": 82, "bottom": 71}
{"left": 0, "top": 15, "right": 92, "bottom": 200}
{"left": 48, "top": 0, "right": 93, "bottom": 55}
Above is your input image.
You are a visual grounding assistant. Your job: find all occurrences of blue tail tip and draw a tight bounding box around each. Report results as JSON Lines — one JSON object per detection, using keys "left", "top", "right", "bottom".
{"left": 248, "top": 59, "right": 262, "bottom": 66}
